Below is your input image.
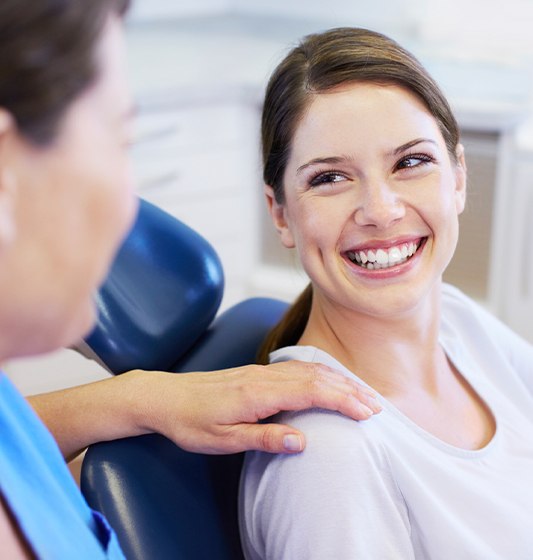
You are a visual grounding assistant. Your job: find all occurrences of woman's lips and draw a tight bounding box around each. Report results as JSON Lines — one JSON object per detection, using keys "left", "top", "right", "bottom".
{"left": 345, "top": 237, "right": 426, "bottom": 271}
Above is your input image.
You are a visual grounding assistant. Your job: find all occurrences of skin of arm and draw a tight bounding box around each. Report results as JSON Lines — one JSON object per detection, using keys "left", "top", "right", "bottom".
{"left": 28, "top": 361, "right": 382, "bottom": 462}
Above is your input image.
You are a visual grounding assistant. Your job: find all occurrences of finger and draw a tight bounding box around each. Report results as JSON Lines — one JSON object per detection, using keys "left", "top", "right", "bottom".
{"left": 332, "top": 380, "right": 383, "bottom": 414}
{"left": 270, "top": 360, "right": 380, "bottom": 404}
{"left": 235, "top": 423, "right": 306, "bottom": 454}
{"left": 310, "top": 380, "right": 383, "bottom": 420}
{"left": 264, "top": 362, "right": 383, "bottom": 419}
{"left": 306, "top": 390, "right": 378, "bottom": 421}
{"left": 306, "top": 365, "right": 383, "bottom": 414}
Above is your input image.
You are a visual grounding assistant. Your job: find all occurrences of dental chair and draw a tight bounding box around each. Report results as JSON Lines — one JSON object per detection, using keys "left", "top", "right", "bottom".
{"left": 79, "top": 198, "right": 287, "bottom": 560}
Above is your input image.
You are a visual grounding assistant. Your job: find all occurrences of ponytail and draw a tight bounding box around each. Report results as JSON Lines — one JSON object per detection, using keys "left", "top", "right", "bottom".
{"left": 257, "top": 284, "right": 313, "bottom": 364}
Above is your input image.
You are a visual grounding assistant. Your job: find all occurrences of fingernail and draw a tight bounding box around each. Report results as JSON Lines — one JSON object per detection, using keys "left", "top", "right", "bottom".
{"left": 283, "top": 434, "right": 303, "bottom": 452}
{"left": 361, "top": 404, "right": 374, "bottom": 417}
{"left": 370, "top": 400, "right": 383, "bottom": 412}
{"left": 367, "top": 397, "right": 383, "bottom": 413}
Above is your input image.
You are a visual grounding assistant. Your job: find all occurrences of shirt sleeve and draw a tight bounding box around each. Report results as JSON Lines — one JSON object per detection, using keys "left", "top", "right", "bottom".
{"left": 240, "top": 408, "right": 415, "bottom": 560}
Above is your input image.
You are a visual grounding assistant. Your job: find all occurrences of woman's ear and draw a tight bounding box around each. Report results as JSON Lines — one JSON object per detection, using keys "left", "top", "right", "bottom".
{"left": 454, "top": 143, "right": 467, "bottom": 215}
{"left": 264, "top": 184, "right": 295, "bottom": 249}
{"left": 0, "top": 109, "right": 18, "bottom": 253}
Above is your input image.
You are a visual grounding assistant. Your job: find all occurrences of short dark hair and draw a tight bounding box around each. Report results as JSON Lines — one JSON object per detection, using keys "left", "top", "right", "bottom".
{"left": 0, "top": 0, "right": 130, "bottom": 145}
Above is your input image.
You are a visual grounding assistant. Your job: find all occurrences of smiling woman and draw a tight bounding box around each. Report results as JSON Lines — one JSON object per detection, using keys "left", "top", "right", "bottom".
{"left": 240, "top": 27, "right": 533, "bottom": 560}
{"left": 266, "top": 83, "right": 466, "bottom": 319}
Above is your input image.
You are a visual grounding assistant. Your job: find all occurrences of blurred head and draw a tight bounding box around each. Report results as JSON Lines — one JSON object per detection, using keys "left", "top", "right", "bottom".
{"left": 0, "top": 0, "right": 137, "bottom": 359}
{"left": 0, "top": 0, "right": 131, "bottom": 145}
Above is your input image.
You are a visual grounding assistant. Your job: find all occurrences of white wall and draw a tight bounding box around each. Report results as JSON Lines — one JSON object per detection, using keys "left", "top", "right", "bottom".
{"left": 4, "top": 349, "right": 110, "bottom": 396}
{"left": 127, "top": 0, "right": 533, "bottom": 71}
{"left": 420, "top": 0, "right": 533, "bottom": 61}
{"left": 231, "top": 0, "right": 533, "bottom": 70}
{"left": 128, "top": 0, "right": 230, "bottom": 22}
{"left": 231, "top": 0, "right": 425, "bottom": 37}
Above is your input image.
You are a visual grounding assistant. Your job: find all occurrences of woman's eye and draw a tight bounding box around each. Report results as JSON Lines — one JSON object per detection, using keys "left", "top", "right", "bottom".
{"left": 396, "top": 153, "right": 434, "bottom": 171}
{"left": 309, "top": 171, "right": 347, "bottom": 187}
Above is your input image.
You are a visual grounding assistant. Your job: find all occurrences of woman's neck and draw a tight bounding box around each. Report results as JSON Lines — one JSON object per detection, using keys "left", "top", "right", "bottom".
{"left": 298, "top": 284, "right": 497, "bottom": 451}
{"left": 298, "top": 285, "right": 445, "bottom": 398}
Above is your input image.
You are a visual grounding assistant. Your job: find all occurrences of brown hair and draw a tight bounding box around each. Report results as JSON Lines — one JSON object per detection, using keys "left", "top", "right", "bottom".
{"left": 0, "top": 0, "right": 130, "bottom": 145}
{"left": 258, "top": 27, "right": 460, "bottom": 364}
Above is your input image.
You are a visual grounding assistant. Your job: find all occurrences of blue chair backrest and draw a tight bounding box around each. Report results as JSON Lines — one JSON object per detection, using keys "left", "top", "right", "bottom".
{"left": 84, "top": 198, "right": 224, "bottom": 374}
{"left": 80, "top": 199, "right": 288, "bottom": 560}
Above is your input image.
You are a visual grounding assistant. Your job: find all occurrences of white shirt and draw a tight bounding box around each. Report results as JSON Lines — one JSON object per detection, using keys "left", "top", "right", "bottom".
{"left": 239, "top": 284, "right": 533, "bottom": 559}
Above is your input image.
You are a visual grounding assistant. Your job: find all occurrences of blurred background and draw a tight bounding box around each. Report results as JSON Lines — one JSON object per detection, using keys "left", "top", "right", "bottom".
{"left": 6, "top": 0, "right": 533, "bottom": 394}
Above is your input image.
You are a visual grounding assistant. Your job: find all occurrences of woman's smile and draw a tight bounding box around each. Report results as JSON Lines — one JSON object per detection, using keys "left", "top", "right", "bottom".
{"left": 345, "top": 236, "right": 426, "bottom": 269}
{"left": 343, "top": 236, "right": 428, "bottom": 280}
{"left": 343, "top": 237, "right": 428, "bottom": 283}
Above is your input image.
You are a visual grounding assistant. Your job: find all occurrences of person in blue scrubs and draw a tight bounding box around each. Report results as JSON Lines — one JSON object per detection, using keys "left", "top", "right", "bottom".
{"left": 0, "top": 1, "right": 381, "bottom": 556}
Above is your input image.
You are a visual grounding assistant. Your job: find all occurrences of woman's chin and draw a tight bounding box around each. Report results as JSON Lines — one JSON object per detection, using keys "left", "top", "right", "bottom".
{"left": 70, "top": 301, "right": 98, "bottom": 343}
{"left": 48, "top": 300, "right": 98, "bottom": 353}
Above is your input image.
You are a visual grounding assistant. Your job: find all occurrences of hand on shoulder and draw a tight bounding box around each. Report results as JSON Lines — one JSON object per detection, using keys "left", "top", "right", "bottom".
{"left": 133, "top": 361, "right": 382, "bottom": 455}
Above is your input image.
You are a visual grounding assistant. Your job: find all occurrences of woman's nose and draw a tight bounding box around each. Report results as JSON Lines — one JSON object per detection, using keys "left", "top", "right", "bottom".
{"left": 353, "top": 180, "right": 405, "bottom": 229}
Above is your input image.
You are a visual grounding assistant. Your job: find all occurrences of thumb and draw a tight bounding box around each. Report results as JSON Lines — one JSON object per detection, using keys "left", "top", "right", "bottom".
{"left": 240, "top": 423, "right": 306, "bottom": 454}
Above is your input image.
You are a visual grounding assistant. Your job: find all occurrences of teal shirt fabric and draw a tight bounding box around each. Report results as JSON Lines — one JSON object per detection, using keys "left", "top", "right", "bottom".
{"left": 0, "top": 372, "right": 125, "bottom": 559}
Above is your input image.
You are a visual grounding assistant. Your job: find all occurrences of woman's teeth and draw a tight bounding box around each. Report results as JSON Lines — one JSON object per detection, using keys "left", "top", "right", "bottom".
{"left": 347, "top": 241, "right": 421, "bottom": 270}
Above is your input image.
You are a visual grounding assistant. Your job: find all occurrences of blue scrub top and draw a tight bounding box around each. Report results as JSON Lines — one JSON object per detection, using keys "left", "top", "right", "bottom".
{"left": 0, "top": 372, "right": 125, "bottom": 559}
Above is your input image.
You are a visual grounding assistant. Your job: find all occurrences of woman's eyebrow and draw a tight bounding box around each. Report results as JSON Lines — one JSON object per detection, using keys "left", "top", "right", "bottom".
{"left": 295, "top": 139, "right": 437, "bottom": 175}
{"left": 296, "top": 155, "right": 351, "bottom": 175}
{"left": 391, "top": 138, "right": 437, "bottom": 155}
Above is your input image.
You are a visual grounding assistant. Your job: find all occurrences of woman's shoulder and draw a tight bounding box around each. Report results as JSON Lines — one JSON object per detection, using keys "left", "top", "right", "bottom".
{"left": 277, "top": 407, "right": 389, "bottom": 472}
{"left": 242, "top": 406, "right": 393, "bottom": 516}
{"left": 244, "top": 390, "right": 389, "bottom": 500}
{"left": 269, "top": 344, "right": 390, "bottom": 451}
{"left": 440, "top": 282, "right": 482, "bottom": 313}
{"left": 440, "top": 282, "right": 530, "bottom": 349}
{"left": 440, "top": 282, "right": 507, "bottom": 344}
{"left": 240, "top": 385, "right": 407, "bottom": 560}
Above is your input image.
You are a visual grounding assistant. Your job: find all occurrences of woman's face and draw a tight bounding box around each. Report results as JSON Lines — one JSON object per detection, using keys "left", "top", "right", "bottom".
{"left": 266, "top": 82, "right": 466, "bottom": 320}
{"left": 0, "top": 16, "right": 137, "bottom": 358}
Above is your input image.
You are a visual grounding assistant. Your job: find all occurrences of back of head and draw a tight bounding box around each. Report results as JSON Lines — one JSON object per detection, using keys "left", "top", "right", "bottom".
{"left": 258, "top": 27, "right": 460, "bottom": 363}
{"left": 0, "top": 0, "right": 130, "bottom": 145}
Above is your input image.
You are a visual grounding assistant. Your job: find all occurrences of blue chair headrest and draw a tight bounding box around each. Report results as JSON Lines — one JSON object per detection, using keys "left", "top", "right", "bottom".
{"left": 84, "top": 199, "right": 224, "bottom": 374}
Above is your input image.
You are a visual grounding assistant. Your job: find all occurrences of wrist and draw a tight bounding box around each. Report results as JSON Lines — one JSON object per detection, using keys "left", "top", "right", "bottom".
{"left": 119, "top": 369, "right": 175, "bottom": 437}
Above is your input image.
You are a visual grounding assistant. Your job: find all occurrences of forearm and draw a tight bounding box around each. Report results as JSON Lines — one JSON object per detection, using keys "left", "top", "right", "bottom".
{"left": 28, "top": 370, "right": 154, "bottom": 462}
{"left": 27, "top": 361, "right": 381, "bottom": 460}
